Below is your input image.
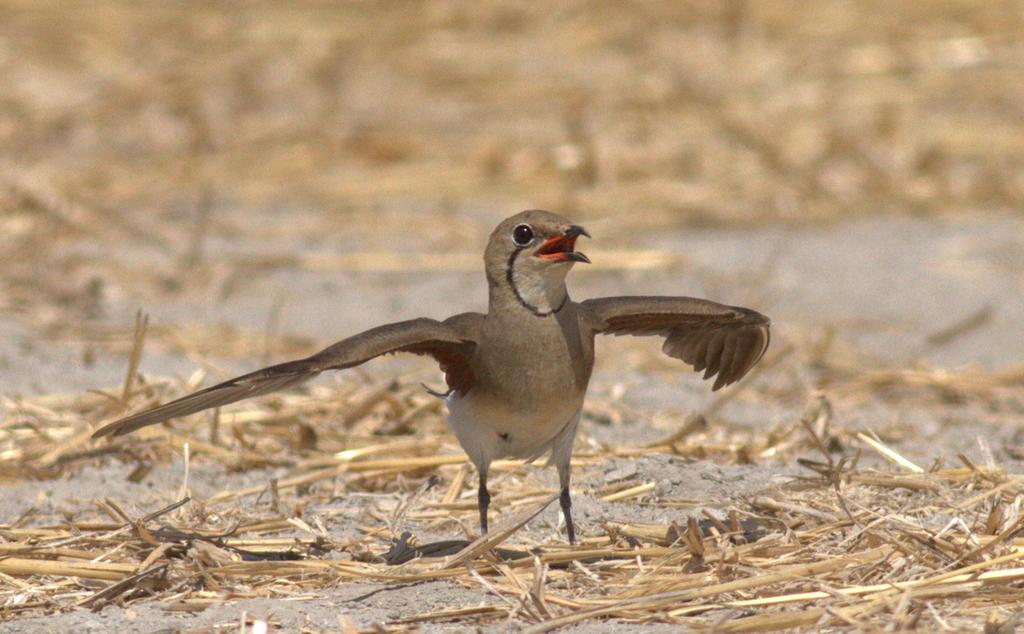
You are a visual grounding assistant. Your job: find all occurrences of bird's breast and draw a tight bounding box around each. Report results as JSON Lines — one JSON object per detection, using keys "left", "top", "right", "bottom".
{"left": 473, "top": 308, "right": 594, "bottom": 412}
{"left": 446, "top": 307, "right": 593, "bottom": 462}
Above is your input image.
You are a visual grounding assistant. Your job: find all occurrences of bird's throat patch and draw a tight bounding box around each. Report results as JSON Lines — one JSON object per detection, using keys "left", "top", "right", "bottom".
{"left": 506, "top": 249, "right": 569, "bottom": 316}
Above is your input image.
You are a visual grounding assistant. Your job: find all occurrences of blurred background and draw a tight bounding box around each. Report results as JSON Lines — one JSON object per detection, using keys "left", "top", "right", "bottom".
{"left": 2, "top": 1, "right": 1024, "bottom": 445}
{"left": 3, "top": 3, "right": 1024, "bottom": 630}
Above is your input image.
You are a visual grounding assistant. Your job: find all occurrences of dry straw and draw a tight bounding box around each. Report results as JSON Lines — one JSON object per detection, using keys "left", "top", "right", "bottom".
{"left": 4, "top": 352, "right": 1024, "bottom": 632}
{"left": 3, "top": 2, "right": 1024, "bottom": 629}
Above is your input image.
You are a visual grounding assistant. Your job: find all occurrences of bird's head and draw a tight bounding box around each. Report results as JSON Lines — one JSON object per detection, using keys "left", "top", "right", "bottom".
{"left": 485, "top": 210, "right": 590, "bottom": 315}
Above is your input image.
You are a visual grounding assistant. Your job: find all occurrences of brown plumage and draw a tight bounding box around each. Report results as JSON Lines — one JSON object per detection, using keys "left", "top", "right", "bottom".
{"left": 93, "top": 210, "right": 770, "bottom": 543}
{"left": 581, "top": 297, "right": 769, "bottom": 391}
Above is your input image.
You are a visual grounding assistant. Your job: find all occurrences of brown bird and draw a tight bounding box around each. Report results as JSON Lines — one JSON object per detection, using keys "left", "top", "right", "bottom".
{"left": 93, "top": 210, "right": 770, "bottom": 543}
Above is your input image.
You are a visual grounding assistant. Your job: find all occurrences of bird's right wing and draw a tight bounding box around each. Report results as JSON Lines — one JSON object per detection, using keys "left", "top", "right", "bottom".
{"left": 92, "top": 313, "right": 483, "bottom": 438}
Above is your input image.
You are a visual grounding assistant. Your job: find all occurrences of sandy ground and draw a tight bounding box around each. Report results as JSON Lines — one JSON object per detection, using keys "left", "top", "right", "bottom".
{"left": 3, "top": 211, "right": 1024, "bottom": 631}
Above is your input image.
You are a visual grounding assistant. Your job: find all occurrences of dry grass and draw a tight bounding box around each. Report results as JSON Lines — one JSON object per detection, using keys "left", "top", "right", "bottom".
{"left": 3, "top": 346, "right": 1024, "bottom": 631}
{"left": 2, "top": 2, "right": 1024, "bottom": 631}
{"left": 3, "top": 2, "right": 1023, "bottom": 253}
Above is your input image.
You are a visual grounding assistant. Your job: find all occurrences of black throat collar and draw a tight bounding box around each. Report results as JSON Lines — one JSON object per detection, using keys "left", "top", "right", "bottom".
{"left": 505, "top": 249, "right": 569, "bottom": 317}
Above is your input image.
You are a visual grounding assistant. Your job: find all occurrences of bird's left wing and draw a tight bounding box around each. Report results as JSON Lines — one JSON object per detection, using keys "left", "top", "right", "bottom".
{"left": 92, "top": 313, "right": 483, "bottom": 438}
{"left": 580, "top": 296, "right": 770, "bottom": 390}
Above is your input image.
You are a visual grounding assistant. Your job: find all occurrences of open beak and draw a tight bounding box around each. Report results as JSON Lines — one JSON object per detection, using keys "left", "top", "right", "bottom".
{"left": 536, "top": 225, "right": 591, "bottom": 263}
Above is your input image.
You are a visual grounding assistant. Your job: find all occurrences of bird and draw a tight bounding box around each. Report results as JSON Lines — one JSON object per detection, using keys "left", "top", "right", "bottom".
{"left": 93, "top": 210, "right": 770, "bottom": 544}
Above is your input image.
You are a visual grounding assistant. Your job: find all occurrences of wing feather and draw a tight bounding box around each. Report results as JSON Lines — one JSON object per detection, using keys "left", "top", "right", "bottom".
{"left": 714, "top": 331, "right": 739, "bottom": 386}
{"left": 93, "top": 314, "right": 482, "bottom": 438}
{"left": 703, "top": 329, "right": 727, "bottom": 379}
{"left": 582, "top": 296, "right": 770, "bottom": 391}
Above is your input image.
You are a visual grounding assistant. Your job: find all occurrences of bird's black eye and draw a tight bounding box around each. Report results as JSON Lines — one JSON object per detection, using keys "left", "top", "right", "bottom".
{"left": 512, "top": 223, "right": 534, "bottom": 246}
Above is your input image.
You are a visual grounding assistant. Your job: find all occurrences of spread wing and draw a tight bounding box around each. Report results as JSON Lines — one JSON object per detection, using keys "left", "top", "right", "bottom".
{"left": 93, "top": 313, "right": 483, "bottom": 438}
{"left": 581, "top": 296, "right": 770, "bottom": 391}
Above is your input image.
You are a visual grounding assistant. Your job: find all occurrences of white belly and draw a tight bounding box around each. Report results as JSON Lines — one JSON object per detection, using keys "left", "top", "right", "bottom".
{"left": 445, "top": 391, "right": 582, "bottom": 471}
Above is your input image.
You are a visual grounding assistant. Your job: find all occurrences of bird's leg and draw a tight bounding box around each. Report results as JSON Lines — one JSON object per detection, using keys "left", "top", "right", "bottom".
{"left": 477, "top": 468, "right": 490, "bottom": 534}
{"left": 558, "top": 462, "right": 576, "bottom": 544}
{"left": 420, "top": 383, "right": 454, "bottom": 399}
